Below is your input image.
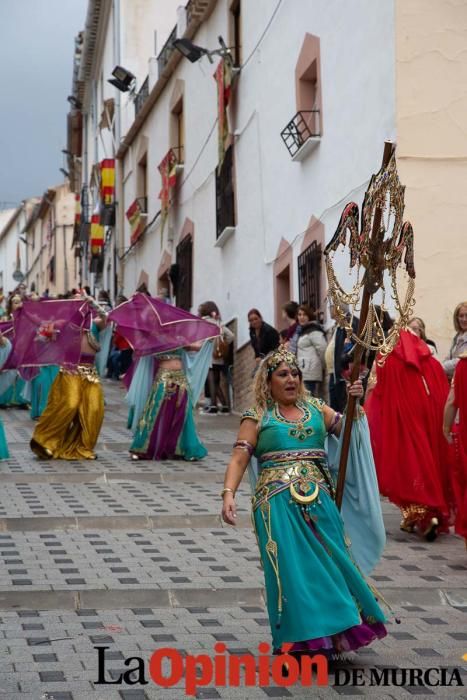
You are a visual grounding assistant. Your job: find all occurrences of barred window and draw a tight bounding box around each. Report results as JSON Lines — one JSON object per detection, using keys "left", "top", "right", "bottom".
{"left": 298, "top": 240, "right": 321, "bottom": 311}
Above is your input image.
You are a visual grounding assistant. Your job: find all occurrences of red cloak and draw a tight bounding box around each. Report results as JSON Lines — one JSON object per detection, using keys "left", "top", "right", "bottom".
{"left": 366, "top": 330, "right": 453, "bottom": 524}
{"left": 452, "top": 357, "right": 467, "bottom": 538}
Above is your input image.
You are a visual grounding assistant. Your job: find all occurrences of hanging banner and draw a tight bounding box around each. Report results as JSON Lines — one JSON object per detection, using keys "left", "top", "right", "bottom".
{"left": 158, "top": 148, "right": 177, "bottom": 237}
{"left": 213, "top": 58, "right": 233, "bottom": 168}
{"left": 90, "top": 207, "right": 104, "bottom": 255}
{"left": 126, "top": 199, "right": 144, "bottom": 244}
{"left": 100, "top": 158, "right": 115, "bottom": 205}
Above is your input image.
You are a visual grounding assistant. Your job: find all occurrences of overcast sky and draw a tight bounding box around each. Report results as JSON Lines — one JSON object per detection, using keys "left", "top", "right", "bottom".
{"left": 0, "top": 0, "right": 87, "bottom": 208}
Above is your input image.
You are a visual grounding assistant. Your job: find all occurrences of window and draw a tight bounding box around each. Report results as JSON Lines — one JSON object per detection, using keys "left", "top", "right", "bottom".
{"left": 215, "top": 145, "right": 235, "bottom": 238}
{"left": 136, "top": 154, "right": 148, "bottom": 213}
{"left": 298, "top": 240, "right": 322, "bottom": 312}
{"left": 295, "top": 33, "right": 322, "bottom": 137}
{"left": 230, "top": 0, "right": 242, "bottom": 67}
{"left": 175, "top": 235, "right": 192, "bottom": 310}
{"left": 170, "top": 96, "right": 185, "bottom": 164}
{"left": 275, "top": 265, "right": 291, "bottom": 328}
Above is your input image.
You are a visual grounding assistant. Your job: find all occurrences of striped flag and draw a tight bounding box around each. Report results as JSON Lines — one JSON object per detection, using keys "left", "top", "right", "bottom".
{"left": 126, "top": 199, "right": 144, "bottom": 244}
{"left": 100, "top": 159, "right": 115, "bottom": 205}
{"left": 90, "top": 208, "right": 104, "bottom": 254}
{"left": 158, "top": 148, "right": 177, "bottom": 237}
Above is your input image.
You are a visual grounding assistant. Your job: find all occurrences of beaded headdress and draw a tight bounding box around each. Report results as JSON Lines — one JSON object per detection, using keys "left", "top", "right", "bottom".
{"left": 265, "top": 347, "right": 300, "bottom": 374}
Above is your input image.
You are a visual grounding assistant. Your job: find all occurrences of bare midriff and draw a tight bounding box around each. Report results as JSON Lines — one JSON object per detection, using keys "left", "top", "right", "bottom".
{"left": 80, "top": 334, "right": 97, "bottom": 357}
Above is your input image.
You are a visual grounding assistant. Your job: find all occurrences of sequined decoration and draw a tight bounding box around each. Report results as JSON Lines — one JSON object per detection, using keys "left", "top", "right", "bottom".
{"left": 324, "top": 149, "right": 416, "bottom": 365}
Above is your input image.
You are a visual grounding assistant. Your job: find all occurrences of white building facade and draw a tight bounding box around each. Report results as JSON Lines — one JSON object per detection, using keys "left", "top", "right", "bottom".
{"left": 23, "top": 185, "right": 78, "bottom": 297}
{"left": 113, "top": 0, "right": 395, "bottom": 406}
{"left": 0, "top": 201, "right": 37, "bottom": 299}
{"left": 69, "top": 0, "right": 180, "bottom": 298}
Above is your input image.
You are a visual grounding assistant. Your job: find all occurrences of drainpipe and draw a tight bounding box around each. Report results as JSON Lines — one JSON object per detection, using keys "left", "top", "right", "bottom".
{"left": 114, "top": 0, "right": 124, "bottom": 297}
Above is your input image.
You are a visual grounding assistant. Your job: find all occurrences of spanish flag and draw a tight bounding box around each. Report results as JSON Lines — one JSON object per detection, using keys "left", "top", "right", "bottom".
{"left": 126, "top": 199, "right": 144, "bottom": 244}
{"left": 158, "top": 148, "right": 177, "bottom": 236}
{"left": 213, "top": 58, "right": 233, "bottom": 168}
{"left": 100, "top": 158, "right": 115, "bottom": 205}
{"left": 90, "top": 209, "right": 104, "bottom": 254}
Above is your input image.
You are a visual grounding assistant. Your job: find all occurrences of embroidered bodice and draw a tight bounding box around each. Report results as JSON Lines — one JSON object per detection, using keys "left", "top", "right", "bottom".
{"left": 243, "top": 398, "right": 327, "bottom": 468}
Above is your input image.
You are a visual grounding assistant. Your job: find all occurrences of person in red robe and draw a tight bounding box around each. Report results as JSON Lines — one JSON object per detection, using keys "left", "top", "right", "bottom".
{"left": 443, "top": 354, "right": 467, "bottom": 547}
{"left": 365, "top": 329, "right": 453, "bottom": 541}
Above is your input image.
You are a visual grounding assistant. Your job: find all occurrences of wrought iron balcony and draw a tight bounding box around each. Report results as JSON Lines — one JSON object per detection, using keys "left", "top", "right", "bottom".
{"left": 134, "top": 76, "right": 149, "bottom": 117}
{"left": 280, "top": 110, "right": 321, "bottom": 158}
{"left": 157, "top": 26, "right": 177, "bottom": 76}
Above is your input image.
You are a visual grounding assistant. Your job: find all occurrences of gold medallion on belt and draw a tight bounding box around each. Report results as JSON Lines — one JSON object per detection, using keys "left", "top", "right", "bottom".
{"left": 256, "top": 461, "right": 324, "bottom": 505}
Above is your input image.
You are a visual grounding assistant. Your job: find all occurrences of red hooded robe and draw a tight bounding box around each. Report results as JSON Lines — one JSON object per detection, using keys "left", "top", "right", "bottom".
{"left": 366, "top": 330, "right": 453, "bottom": 525}
{"left": 452, "top": 357, "right": 467, "bottom": 538}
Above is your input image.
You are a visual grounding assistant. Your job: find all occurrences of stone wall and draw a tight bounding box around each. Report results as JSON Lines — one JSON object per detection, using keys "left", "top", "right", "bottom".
{"left": 232, "top": 342, "right": 256, "bottom": 414}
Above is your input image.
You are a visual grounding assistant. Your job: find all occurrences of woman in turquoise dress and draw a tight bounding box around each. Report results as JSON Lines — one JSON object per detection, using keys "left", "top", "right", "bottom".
{"left": 0, "top": 332, "right": 12, "bottom": 458}
{"left": 221, "top": 347, "right": 387, "bottom": 657}
{"left": 22, "top": 366, "right": 60, "bottom": 420}
{"left": 0, "top": 295, "right": 29, "bottom": 409}
{"left": 129, "top": 343, "right": 212, "bottom": 461}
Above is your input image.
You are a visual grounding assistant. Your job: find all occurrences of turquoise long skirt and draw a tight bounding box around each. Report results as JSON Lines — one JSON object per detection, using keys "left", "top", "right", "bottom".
{"left": 130, "top": 372, "right": 207, "bottom": 461}
{"left": 0, "top": 374, "right": 29, "bottom": 407}
{"left": 0, "top": 418, "right": 9, "bottom": 459}
{"left": 30, "top": 366, "right": 59, "bottom": 419}
{"left": 254, "top": 486, "right": 386, "bottom": 651}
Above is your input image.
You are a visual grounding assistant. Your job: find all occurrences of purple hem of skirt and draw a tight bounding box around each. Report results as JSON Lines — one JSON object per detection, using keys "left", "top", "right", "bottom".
{"left": 282, "top": 620, "right": 387, "bottom": 654}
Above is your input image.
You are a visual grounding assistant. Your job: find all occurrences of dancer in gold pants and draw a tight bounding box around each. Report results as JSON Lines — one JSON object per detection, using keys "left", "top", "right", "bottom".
{"left": 30, "top": 358, "right": 104, "bottom": 460}
{"left": 30, "top": 314, "right": 106, "bottom": 460}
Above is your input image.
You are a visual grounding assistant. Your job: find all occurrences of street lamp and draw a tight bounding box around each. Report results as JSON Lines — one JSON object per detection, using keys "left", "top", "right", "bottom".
{"left": 173, "top": 35, "right": 235, "bottom": 66}
{"left": 60, "top": 168, "right": 70, "bottom": 179}
{"left": 67, "top": 95, "right": 82, "bottom": 109}
{"left": 172, "top": 38, "right": 209, "bottom": 63}
{"left": 108, "top": 65, "right": 136, "bottom": 92}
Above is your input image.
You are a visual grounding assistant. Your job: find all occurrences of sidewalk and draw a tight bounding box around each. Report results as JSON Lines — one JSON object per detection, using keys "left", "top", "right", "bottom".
{"left": 0, "top": 379, "right": 465, "bottom": 699}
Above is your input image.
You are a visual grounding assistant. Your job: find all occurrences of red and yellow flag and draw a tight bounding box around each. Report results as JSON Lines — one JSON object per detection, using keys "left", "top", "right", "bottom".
{"left": 100, "top": 158, "right": 115, "bottom": 205}
{"left": 126, "top": 199, "right": 144, "bottom": 244}
{"left": 90, "top": 210, "right": 104, "bottom": 254}
{"left": 213, "top": 59, "right": 233, "bottom": 168}
{"left": 158, "top": 148, "right": 177, "bottom": 236}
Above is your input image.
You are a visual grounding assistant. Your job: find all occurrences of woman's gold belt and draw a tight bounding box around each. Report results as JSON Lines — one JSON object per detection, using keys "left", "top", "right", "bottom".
{"left": 60, "top": 364, "right": 100, "bottom": 383}
{"left": 253, "top": 460, "right": 334, "bottom": 510}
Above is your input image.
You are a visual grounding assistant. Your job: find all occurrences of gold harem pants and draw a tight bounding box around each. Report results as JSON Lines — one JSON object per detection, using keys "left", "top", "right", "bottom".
{"left": 30, "top": 365, "right": 104, "bottom": 460}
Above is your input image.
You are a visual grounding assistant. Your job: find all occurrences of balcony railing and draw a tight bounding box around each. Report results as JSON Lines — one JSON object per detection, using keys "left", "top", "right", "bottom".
{"left": 134, "top": 76, "right": 149, "bottom": 117}
{"left": 157, "top": 26, "right": 177, "bottom": 76}
{"left": 280, "top": 110, "right": 321, "bottom": 158}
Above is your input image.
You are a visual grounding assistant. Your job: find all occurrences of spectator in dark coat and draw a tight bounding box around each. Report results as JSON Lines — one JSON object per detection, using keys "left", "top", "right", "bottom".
{"left": 325, "top": 304, "right": 359, "bottom": 413}
{"left": 281, "top": 301, "right": 300, "bottom": 354}
{"left": 248, "top": 309, "right": 280, "bottom": 365}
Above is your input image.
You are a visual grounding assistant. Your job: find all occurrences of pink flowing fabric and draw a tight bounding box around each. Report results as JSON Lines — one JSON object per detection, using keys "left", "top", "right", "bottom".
{"left": 4, "top": 299, "right": 93, "bottom": 371}
{"left": 108, "top": 293, "right": 219, "bottom": 355}
{"left": 0, "top": 321, "right": 14, "bottom": 339}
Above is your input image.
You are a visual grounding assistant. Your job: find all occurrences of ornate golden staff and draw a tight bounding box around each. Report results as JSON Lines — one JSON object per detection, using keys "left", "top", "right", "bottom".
{"left": 324, "top": 141, "right": 416, "bottom": 509}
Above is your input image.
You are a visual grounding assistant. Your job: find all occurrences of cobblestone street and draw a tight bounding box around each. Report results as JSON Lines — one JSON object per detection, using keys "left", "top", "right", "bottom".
{"left": 0, "top": 379, "right": 466, "bottom": 699}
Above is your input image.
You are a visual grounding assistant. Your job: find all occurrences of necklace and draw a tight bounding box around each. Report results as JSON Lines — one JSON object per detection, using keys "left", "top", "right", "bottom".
{"left": 274, "top": 402, "right": 313, "bottom": 441}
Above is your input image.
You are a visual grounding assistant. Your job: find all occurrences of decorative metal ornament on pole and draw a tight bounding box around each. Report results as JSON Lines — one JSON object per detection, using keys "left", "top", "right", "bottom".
{"left": 324, "top": 141, "right": 416, "bottom": 510}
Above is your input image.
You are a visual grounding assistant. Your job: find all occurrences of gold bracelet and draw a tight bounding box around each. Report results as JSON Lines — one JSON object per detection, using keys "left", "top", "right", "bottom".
{"left": 220, "top": 487, "right": 235, "bottom": 498}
